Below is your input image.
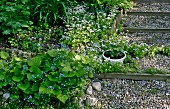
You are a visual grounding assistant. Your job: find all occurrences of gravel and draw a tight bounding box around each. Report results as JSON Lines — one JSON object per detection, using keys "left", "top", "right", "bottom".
{"left": 123, "top": 15, "right": 170, "bottom": 28}
{"left": 129, "top": 3, "right": 170, "bottom": 12}
{"left": 82, "top": 79, "right": 170, "bottom": 109}
{"left": 120, "top": 32, "right": 170, "bottom": 46}
{"left": 136, "top": 54, "right": 170, "bottom": 73}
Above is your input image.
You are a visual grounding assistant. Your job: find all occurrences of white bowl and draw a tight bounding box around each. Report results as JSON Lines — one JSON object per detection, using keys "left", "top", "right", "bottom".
{"left": 102, "top": 51, "right": 126, "bottom": 63}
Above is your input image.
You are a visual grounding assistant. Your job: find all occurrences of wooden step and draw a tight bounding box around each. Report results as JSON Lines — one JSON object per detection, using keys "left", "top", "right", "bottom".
{"left": 123, "top": 28, "right": 170, "bottom": 33}
{"left": 126, "top": 12, "right": 170, "bottom": 16}
{"left": 133, "top": 0, "right": 170, "bottom": 3}
{"left": 94, "top": 73, "right": 170, "bottom": 81}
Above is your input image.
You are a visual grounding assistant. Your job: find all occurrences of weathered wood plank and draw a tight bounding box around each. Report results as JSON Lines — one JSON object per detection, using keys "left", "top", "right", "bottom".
{"left": 126, "top": 12, "right": 170, "bottom": 16}
{"left": 111, "top": 10, "right": 123, "bottom": 34}
{"left": 133, "top": 0, "right": 170, "bottom": 3}
{"left": 94, "top": 73, "right": 170, "bottom": 80}
{"left": 123, "top": 28, "right": 170, "bottom": 33}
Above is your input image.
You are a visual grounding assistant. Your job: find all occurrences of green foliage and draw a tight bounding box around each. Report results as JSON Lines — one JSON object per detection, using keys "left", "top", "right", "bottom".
{"left": 29, "top": 0, "right": 69, "bottom": 27}
{"left": 7, "top": 26, "right": 63, "bottom": 52}
{"left": 0, "top": 0, "right": 33, "bottom": 35}
{"left": 0, "top": 50, "right": 93, "bottom": 108}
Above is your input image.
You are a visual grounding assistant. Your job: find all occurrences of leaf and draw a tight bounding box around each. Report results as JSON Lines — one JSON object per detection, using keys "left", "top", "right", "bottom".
{"left": 52, "top": 85, "right": 62, "bottom": 96}
{"left": 32, "top": 83, "right": 39, "bottom": 91}
{"left": 47, "top": 49, "right": 58, "bottom": 57}
{"left": 29, "top": 66, "right": 42, "bottom": 74}
{"left": 10, "top": 94, "right": 19, "bottom": 100}
{"left": 25, "top": 87, "right": 32, "bottom": 94}
{"left": 57, "top": 94, "right": 68, "bottom": 103}
{"left": 0, "top": 51, "right": 9, "bottom": 59}
{"left": 62, "top": 65, "right": 72, "bottom": 72}
{"left": 34, "top": 93, "right": 40, "bottom": 100}
{"left": 0, "top": 71, "right": 5, "bottom": 80}
{"left": 0, "top": 60, "right": 4, "bottom": 70}
{"left": 48, "top": 75, "right": 58, "bottom": 82}
{"left": 27, "top": 73, "right": 33, "bottom": 81}
{"left": 76, "top": 68, "right": 86, "bottom": 77}
{"left": 28, "top": 56, "right": 41, "bottom": 67}
{"left": 63, "top": 71, "right": 76, "bottom": 77}
{"left": 12, "top": 75, "right": 24, "bottom": 82}
{"left": 75, "top": 55, "right": 81, "bottom": 60}
{"left": 18, "top": 81, "right": 30, "bottom": 91}
{"left": 21, "top": 23, "right": 29, "bottom": 28}
{"left": 39, "top": 83, "right": 47, "bottom": 94}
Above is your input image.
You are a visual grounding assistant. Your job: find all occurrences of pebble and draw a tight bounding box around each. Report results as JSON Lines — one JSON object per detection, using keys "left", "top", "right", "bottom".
{"left": 3, "top": 93, "right": 10, "bottom": 99}
{"left": 86, "top": 97, "right": 98, "bottom": 106}
{"left": 92, "top": 82, "right": 102, "bottom": 91}
{"left": 129, "top": 3, "right": 170, "bottom": 12}
{"left": 86, "top": 86, "right": 93, "bottom": 95}
{"left": 82, "top": 79, "right": 170, "bottom": 108}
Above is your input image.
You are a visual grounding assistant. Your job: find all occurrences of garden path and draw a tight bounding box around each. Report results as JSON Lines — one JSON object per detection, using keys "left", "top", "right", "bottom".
{"left": 121, "top": 0, "right": 170, "bottom": 74}
{"left": 82, "top": 1, "right": 170, "bottom": 108}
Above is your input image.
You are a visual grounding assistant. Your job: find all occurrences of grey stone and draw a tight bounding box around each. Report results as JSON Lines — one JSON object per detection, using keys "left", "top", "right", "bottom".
{"left": 86, "top": 86, "right": 93, "bottom": 95}
{"left": 86, "top": 97, "right": 98, "bottom": 106}
{"left": 92, "top": 82, "right": 101, "bottom": 91}
{"left": 3, "top": 93, "right": 10, "bottom": 99}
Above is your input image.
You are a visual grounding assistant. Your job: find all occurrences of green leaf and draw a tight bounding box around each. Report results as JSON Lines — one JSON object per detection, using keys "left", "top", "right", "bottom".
{"left": 0, "top": 51, "right": 9, "bottom": 59}
{"left": 52, "top": 85, "right": 62, "bottom": 96}
{"left": 63, "top": 71, "right": 76, "bottom": 77}
{"left": 25, "top": 87, "right": 32, "bottom": 94}
{"left": 57, "top": 94, "right": 68, "bottom": 103}
{"left": 34, "top": 93, "right": 40, "bottom": 100}
{"left": 18, "top": 81, "right": 30, "bottom": 91}
{"left": 75, "top": 55, "right": 81, "bottom": 60}
{"left": 0, "top": 60, "right": 4, "bottom": 69}
{"left": 12, "top": 75, "right": 24, "bottom": 82}
{"left": 62, "top": 65, "right": 72, "bottom": 72}
{"left": 27, "top": 73, "right": 33, "bottom": 81}
{"left": 28, "top": 56, "right": 41, "bottom": 67}
{"left": 29, "top": 66, "right": 41, "bottom": 74}
{"left": 32, "top": 83, "right": 39, "bottom": 91}
{"left": 39, "top": 83, "right": 47, "bottom": 94}
{"left": 0, "top": 71, "right": 5, "bottom": 80}
{"left": 76, "top": 67, "right": 86, "bottom": 77}
{"left": 21, "top": 23, "right": 29, "bottom": 28}
{"left": 47, "top": 49, "right": 58, "bottom": 57}
{"left": 10, "top": 94, "right": 19, "bottom": 100}
{"left": 48, "top": 75, "right": 58, "bottom": 82}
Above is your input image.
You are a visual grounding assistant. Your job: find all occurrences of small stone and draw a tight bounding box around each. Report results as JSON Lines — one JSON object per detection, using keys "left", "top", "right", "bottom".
{"left": 86, "top": 97, "right": 98, "bottom": 106}
{"left": 92, "top": 82, "right": 101, "bottom": 91}
{"left": 3, "top": 93, "right": 10, "bottom": 99}
{"left": 86, "top": 86, "right": 93, "bottom": 95}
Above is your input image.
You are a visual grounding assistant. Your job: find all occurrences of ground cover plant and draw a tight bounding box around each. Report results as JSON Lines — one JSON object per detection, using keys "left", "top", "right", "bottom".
{"left": 0, "top": 49, "right": 93, "bottom": 108}
{"left": 1, "top": 0, "right": 170, "bottom": 108}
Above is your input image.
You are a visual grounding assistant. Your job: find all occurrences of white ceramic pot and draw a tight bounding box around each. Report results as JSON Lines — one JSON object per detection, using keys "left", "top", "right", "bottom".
{"left": 102, "top": 50, "right": 126, "bottom": 63}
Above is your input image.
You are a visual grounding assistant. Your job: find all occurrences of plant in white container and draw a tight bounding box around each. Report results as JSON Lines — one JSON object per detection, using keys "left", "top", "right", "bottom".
{"left": 102, "top": 44, "right": 126, "bottom": 63}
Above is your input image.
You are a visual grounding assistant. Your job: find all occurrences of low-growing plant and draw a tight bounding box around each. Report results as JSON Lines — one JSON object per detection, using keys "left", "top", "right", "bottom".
{"left": 0, "top": 49, "right": 93, "bottom": 108}
{"left": 0, "top": 0, "right": 33, "bottom": 35}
